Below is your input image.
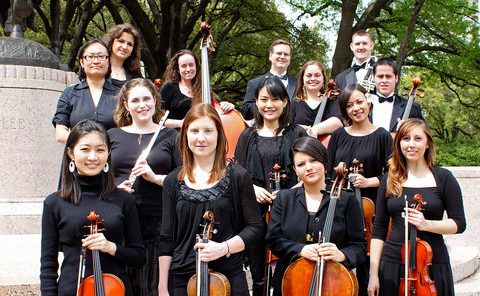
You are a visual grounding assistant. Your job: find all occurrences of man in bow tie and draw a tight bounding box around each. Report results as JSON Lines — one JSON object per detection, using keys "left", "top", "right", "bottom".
{"left": 335, "top": 30, "right": 376, "bottom": 91}
{"left": 371, "top": 58, "right": 424, "bottom": 132}
{"left": 242, "top": 39, "right": 297, "bottom": 121}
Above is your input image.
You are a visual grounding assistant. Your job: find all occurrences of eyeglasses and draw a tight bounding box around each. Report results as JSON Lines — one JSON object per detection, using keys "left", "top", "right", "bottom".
{"left": 83, "top": 54, "right": 108, "bottom": 62}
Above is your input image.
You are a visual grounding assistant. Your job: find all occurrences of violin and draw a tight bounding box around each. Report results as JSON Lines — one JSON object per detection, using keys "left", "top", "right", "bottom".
{"left": 264, "top": 163, "right": 285, "bottom": 296}
{"left": 282, "top": 162, "right": 359, "bottom": 296}
{"left": 312, "top": 79, "right": 341, "bottom": 148}
{"left": 348, "top": 158, "right": 375, "bottom": 255}
{"left": 200, "top": 22, "right": 247, "bottom": 158}
{"left": 77, "top": 211, "right": 125, "bottom": 296}
{"left": 187, "top": 211, "right": 231, "bottom": 296}
{"left": 399, "top": 194, "right": 436, "bottom": 296}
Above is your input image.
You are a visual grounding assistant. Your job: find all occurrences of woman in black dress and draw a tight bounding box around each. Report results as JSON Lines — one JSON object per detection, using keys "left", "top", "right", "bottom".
{"left": 291, "top": 60, "right": 342, "bottom": 138}
{"left": 40, "top": 119, "right": 145, "bottom": 296}
{"left": 53, "top": 39, "right": 118, "bottom": 144}
{"left": 234, "top": 76, "right": 307, "bottom": 295}
{"left": 158, "top": 104, "right": 262, "bottom": 295}
{"left": 368, "top": 119, "right": 466, "bottom": 296}
{"left": 327, "top": 83, "right": 392, "bottom": 296}
{"left": 266, "top": 136, "right": 366, "bottom": 295}
{"left": 160, "top": 49, "right": 234, "bottom": 129}
{"left": 109, "top": 78, "right": 181, "bottom": 295}
{"left": 103, "top": 23, "right": 143, "bottom": 88}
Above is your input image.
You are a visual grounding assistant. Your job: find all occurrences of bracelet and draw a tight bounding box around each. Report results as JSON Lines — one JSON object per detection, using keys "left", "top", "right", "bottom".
{"left": 224, "top": 241, "right": 231, "bottom": 258}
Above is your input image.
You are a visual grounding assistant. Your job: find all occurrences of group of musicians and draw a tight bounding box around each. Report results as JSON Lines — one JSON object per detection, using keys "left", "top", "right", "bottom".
{"left": 40, "top": 24, "right": 466, "bottom": 296}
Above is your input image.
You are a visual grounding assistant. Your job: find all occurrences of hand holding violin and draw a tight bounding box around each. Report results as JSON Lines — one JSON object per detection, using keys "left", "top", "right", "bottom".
{"left": 82, "top": 232, "right": 117, "bottom": 256}
{"left": 253, "top": 184, "right": 276, "bottom": 204}
{"left": 405, "top": 207, "right": 429, "bottom": 231}
{"left": 194, "top": 240, "right": 228, "bottom": 262}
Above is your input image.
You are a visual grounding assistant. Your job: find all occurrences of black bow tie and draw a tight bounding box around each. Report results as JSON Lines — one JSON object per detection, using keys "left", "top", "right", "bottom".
{"left": 271, "top": 72, "right": 288, "bottom": 80}
{"left": 378, "top": 95, "right": 394, "bottom": 103}
{"left": 352, "top": 62, "right": 367, "bottom": 72}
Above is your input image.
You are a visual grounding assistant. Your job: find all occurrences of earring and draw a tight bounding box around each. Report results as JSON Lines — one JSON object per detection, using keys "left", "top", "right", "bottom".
{"left": 103, "top": 163, "right": 109, "bottom": 173}
{"left": 69, "top": 160, "right": 75, "bottom": 173}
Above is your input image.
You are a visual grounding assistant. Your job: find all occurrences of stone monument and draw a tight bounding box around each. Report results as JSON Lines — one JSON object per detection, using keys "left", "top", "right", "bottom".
{"left": 0, "top": 3, "right": 78, "bottom": 293}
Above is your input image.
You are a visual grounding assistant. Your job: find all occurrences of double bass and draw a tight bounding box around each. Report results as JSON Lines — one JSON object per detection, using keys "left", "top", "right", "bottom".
{"left": 187, "top": 211, "right": 231, "bottom": 296}
{"left": 399, "top": 194, "right": 436, "bottom": 296}
{"left": 77, "top": 211, "right": 125, "bottom": 296}
{"left": 312, "top": 79, "right": 340, "bottom": 148}
{"left": 199, "top": 22, "right": 247, "bottom": 158}
{"left": 282, "top": 162, "right": 358, "bottom": 296}
{"left": 349, "top": 158, "right": 375, "bottom": 255}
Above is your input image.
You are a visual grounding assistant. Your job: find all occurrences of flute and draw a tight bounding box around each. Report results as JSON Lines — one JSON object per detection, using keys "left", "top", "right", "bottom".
{"left": 127, "top": 110, "right": 170, "bottom": 189}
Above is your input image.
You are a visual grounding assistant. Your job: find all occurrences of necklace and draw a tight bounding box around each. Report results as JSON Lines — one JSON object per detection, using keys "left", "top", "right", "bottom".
{"left": 137, "top": 133, "right": 142, "bottom": 146}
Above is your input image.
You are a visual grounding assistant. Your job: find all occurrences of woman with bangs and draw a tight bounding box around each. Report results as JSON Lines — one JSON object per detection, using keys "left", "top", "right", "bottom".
{"left": 234, "top": 76, "right": 307, "bottom": 295}
{"left": 158, "top": 104, "right": 262, "bottom": 295}
{"left": 368, "top": 119, "right": 466, "bottom": 296}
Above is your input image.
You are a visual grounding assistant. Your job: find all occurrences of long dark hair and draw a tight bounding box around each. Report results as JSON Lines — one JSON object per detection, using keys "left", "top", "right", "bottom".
{"left": 290, "top": 136, "right": 328, "bottom": 171}
{"left": 77, "top": 39, "right": 111, "bottom": 80}
{"left": 58, "top": 120, "right": 116, "bottom": 204}
{"left": 103, "top": 23, "right": 142, "bottom": 73}
{"left": 254, "top": 76, "right": 291, "bottom": 136}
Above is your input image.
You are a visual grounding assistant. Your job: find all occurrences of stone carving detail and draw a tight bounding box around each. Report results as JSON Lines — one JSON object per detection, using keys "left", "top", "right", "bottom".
{"left": 0, "top": 37, "right": 62, "bottom": 69}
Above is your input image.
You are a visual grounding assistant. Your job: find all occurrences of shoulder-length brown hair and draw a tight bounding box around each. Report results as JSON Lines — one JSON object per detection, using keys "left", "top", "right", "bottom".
{"left": 178, "top": 104, "right": 227, "bottom": 184}
{"left": 114, "top": 78, "right": 164, "bottom": 127}
{"left": 59, "top": 119, "right": 116, "bottom": 204}
{"left": 163, "top": 49, "right": 202, "bottom": 105}
{"left": 387, "top": 118, "right": 436, "bottom": 197}
{"left": 295, "top": 60, "right": 327, "bottom": 101}
{"left": 103, "top": 23, "right": 142, "bottom": 73}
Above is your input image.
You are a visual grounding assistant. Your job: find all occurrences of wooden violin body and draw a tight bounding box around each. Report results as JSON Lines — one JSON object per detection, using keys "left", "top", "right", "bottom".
{"left": 77, "top": 211, "right": 125, "bottom": 296}
{"left": 187, "top": 211, "right": 231, "bottom": 296}
{"left": 362, "top": 196, "right": 375, "bottom": 255}
{"left": 399, "top": 239, "right": 436, "bottom": 296}
{"left": 282, "top": 258, "right": 358, "bottom": 296}
{"left": 399, "top": 193, "right": 436, "bottom": 296}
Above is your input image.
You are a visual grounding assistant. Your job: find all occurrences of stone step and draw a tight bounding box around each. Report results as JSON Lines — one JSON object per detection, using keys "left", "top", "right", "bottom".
{"left": 455, "top": 267, "right": 480, "bottom": 296}
{"left": 450, "top": 244, "right": 479, "bottom": 283}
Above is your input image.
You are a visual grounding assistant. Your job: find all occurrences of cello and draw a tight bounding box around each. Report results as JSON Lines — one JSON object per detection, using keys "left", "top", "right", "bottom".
{"left": 312, "top": 79, "right": 340, "bottom": 148}
{"left": 391, "top": 78, "right": 424, "bottom": 138}
{"left": 199, "top": 22, "right": 247, "bottom": 158}
{"left": 348, "top": 158, "right": 375, "bottom": 255}
{"left": 282, "top": 162, "right": 358, "bottom": 296}
{"left": 77, "top": 211, "right": 125, "bottom": 296}
{"left": 399, "top": 194, "right": 436, "bottom": 296}
{"left": 187, "top": 211, "right": 231, "bottom": 296}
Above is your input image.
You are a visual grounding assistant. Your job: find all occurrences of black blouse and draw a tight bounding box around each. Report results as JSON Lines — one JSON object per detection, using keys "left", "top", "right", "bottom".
{"left": 110, "top": 67, "right": 143, "bottom": 89}
{"left": 372, "top": 167, "right": 467, "bottom": 264}
{"left": 109, "top": 127, "right": 181, "bottom": 216}
{"left": 52, "top": 79, "right": 118, "bottom": 130}
{"left": 290, "top": 98, "right": 342, "bottom": 126}
{"left": 327, "top": 127, "right": 393, "bottom": 203}
{"left": 159, "top": 163, "right": 263, "bottom": 277}
{"left": 160, "top": 82, "right": 192, "bottom": 120}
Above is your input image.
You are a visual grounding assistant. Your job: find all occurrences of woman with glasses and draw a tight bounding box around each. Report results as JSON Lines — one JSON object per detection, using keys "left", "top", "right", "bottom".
{"left": 102, "top": 24, "right": 143, "bottom": 88}
{"left": 53, "top": 39, "right": 118, "bottom": 144}
{"left": 291, "top": 61, "right": 342, "bottom": 139}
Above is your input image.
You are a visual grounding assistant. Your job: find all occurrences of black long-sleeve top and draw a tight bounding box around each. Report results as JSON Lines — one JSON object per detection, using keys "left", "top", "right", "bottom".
{"left": 327, "top": 127, "right": 393, "bottom": 203}
{"left": 40, "top": 174, "right": 145, "bottom": 296}
{"left": 290, "top": 98, "right": 342, "bottom": 126}
{"left": 109, "top": 127, "right": 182, "bottom": 216}
{"left": 158, "top": 163, "right": 263, "bottom": 277}
{"left": 160, "top": 82, "right": 192, "bottom": 120}
{"left": 372, "top": 166, "right": 467, "bottom": 264}
{"left": 52, "top": 79, "right": 118, "bottom": 130}
{"left": 266, "top": 186, "right": 367, "bottom": 290}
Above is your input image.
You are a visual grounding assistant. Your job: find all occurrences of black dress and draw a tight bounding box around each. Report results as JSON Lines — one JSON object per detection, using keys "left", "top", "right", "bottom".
{"left": 290, "top": 98, "right": 342, "bottom": 127}
{"left": 327, "top": 127, "right": 393, "bottom": 203}
{"left": 109, "top": 127, "right": 181, "bottom": 296}
{"left": 160, "top": 82, "right": 192, "bottom": 120}
{"left": 110, "top": 67, "right": 143, "bottom": 89}
{"left": 40, "top": 174, "right": 145, "bottom": 296}
{"left": 372, "top": 167, "right": 467, "bottom": 296}
{"left": 52, "top": 79, "right": 118, "bottom": 130}
{"left": 265, "top": 186, "right": 367, "bottom": 295}
{"left": 159, "top": 163, "right": 263, "bottom": 296}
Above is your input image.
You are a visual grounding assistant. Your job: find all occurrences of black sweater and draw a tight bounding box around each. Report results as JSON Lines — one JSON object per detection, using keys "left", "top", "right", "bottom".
{"left": 40, "top": 174, "right": 145, "bottom": 296}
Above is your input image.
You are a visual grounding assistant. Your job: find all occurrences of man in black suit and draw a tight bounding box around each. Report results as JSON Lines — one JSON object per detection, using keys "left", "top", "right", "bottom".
{"left": 371, "top": 58, "right": 424, "bottom": 132}
{"left": 335, "top": 30, "right": 376, "bottom": 92}
{"left": 242, "top": 39, "right": 297, "bottom": 120}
